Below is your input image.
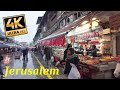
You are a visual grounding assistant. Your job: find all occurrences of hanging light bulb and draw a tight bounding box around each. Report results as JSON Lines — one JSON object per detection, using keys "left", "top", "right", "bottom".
{"left": 92, "top": 17, "right": 97, "bottom": 21}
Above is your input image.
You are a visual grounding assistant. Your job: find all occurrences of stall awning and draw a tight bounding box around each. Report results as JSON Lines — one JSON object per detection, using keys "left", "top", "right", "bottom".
{"left": 39, "top": 34, "right": 66, "bottom": 47}
{"left": 39, "top": 29, "right": 69, "bottom": 46}
{"left": 38, "top": 13, "right": 92, "bottom": 46}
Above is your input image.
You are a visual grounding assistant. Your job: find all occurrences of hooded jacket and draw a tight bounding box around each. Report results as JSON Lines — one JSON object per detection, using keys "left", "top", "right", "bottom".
{"left": 64, "top": 54, "right": 79, "bottom": 74}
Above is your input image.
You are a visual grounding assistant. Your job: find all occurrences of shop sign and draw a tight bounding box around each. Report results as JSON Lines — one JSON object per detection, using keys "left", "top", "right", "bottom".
{"left": 109, "top": 13, "right": 120, "bottom": 30}
{"left": 77, "top": 31, "right": 100, "bottom": 40}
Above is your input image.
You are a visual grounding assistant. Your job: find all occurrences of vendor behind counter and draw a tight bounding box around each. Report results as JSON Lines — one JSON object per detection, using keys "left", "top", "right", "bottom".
{"left": 87, "top": 45, "right": 100, "bottom": 57}
{"left": 75, "top": 44, "right": 101, "bottom": 57}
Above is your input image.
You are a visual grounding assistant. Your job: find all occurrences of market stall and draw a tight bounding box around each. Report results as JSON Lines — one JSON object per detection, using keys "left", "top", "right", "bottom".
{"left": 76, "top": 55, "right": 118, "bottom": 79}
{"left": 38, "top": 16, "right": 118, "bottom": 79}
{"left": 64, "top": 18, "right": 117, "bottom": 79}
{"left": 39, "top": 32, "right": 67, "bottom": 63}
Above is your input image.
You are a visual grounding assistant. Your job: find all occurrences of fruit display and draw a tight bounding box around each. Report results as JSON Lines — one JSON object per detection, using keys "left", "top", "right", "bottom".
{"left": 80, "top": 59, "right": 100, "bottom": 65}
{"left": 102, "top": 56, "right": 113, "bottom": 60}
{"left": 99, "top": 59, "right": 110, "bottom": 62}
{"left": 85, "top": 60, "right": 100, "bottom": 65}
{"left": 111, "top": 56, "right": 120, "bottom": 61}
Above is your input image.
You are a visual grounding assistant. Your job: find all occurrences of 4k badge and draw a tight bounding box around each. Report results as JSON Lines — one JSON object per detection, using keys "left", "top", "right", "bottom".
{"left": 3, "top": 14, "right": 28, "bottom": 37}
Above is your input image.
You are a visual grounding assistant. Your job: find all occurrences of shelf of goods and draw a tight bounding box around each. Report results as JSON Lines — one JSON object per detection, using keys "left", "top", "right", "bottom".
{"left": 77, "top": 55, "right": 117, "bottom": 79}
{"left": 53, "top": 48, "right": 64, "bottom": 61}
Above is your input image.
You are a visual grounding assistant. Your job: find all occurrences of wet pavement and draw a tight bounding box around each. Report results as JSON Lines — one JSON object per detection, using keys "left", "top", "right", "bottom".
{"left": 33, "top": 52, "right": 68, "bottom": 79}
{"left": 1, "top": 51, "right": 68, "bottom": 79}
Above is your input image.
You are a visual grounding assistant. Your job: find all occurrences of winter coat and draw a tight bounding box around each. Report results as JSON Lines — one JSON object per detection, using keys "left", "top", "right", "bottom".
{"left": 44, "top": 47, "right": 52, "bottom": 60}
{"left": 63, "top": 49, "right": 68, "bottom": 61}
{"left": 64, "top": 54, "right": 79, "bottom": 74}
{"left": 22, "top": 48, "right": 28, "bottom": 56}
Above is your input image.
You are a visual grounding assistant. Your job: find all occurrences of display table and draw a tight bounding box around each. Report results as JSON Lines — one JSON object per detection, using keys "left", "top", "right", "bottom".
{"left": 78, "top": 61, "right": 117, "bottom": 79}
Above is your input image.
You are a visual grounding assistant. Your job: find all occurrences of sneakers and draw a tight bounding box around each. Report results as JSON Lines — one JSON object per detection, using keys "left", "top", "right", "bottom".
{"left": 55, "top": 61, "right": 60, "bottom": 67}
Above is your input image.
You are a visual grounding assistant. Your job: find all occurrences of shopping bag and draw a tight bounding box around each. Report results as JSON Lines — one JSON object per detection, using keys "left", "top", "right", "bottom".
{"left": 51, "top": 56, "right": 54, "bottom": 62}
{"left": 43, "top": 55, "right": 46, "bottom": 61}
{"left": 68, "top": 63, "right": 81, "bottom": 79}
{"left": 3, "top": 55, "right": 10, "bottom": 65}
{"left": 114, "top": 62, "right": 120, "bottom": 78}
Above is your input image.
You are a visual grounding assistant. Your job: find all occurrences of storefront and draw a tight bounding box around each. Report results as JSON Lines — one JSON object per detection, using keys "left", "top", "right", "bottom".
{"left": 38, "top": 16, "right": 120, "bottom": 79}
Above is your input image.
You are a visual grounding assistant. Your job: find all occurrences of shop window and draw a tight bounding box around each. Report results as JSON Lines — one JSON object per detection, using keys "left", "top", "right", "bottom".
{"left": 66, "top": 15, "right": 74, "bottom": 24}
{"left": 74, "top": 13, "right": 77, "bottom": 20}
{"left": 60, "top": 19, "right": 66, "bottom": 28}
{"left": 59, "top": 11, "right": 62, "bottom": 14}
{"left": 69, "top": 15, "right": 74, "bottom": 22}
{"left": 78, "top": 12, "right": 81, "bottom": 17}
{"left": 66, "top": 18, "right": 70, "bottom": 24}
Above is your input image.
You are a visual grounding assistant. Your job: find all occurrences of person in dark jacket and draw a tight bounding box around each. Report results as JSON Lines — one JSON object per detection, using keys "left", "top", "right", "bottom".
{"left": 0, "top": 54, "right": 4, "bottom": 78}
{"left": 64, "top": 47, "right": 79, "bottom": 75}
{"left": 55, "top": 44, "right": 72, "bottom": 66}
{"left": 22, "top": 48, "right": 28, "bottom": 61}
{"left": 44, "top": 47, "right": 52, "bottom": 68}
{"left": 87, "top": 45, "right": 99, "bottom": 57}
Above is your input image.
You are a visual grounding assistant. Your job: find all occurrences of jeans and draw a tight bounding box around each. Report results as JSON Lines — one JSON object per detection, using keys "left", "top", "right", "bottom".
{"left": 23, "top": 54, "right": 28, "bottom": 61}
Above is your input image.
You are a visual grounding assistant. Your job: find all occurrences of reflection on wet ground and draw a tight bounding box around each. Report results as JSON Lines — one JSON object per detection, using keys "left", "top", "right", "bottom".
{"left": 3, "top": 52, "right": 40, "bottom": 79}
{"left": 33, "top": 52, "right": 68, "bottom": 79}
{"left": 2, "top": 51, "right": 67, "bottom": 79}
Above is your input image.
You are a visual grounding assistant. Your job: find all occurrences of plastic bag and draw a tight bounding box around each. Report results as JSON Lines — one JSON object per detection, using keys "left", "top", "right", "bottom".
{"left": 51, "top": 56, "right": 54, "bottom": 62}
{"left": 68, "top": 63, "right": 81, "bottom": 79}
{"left": 43, "top": 55, "right": 46, "bottom": 61}
{"left": 114, "top": 62, "right": 120, "bottom": 78}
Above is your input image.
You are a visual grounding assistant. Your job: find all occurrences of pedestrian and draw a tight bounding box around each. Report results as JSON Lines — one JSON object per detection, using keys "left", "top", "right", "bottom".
{"left": 41, "top": 46, "right": 44, "bottom": 57}
{"left": 0, "top": 53, "right": 4, "bottom": 78}
{"left": 55, "top": 44, "right": 72, "bottom": 66}
{"left": 22, "top": 48, "right": 28, "bottom": 61}
{"left": 34, "top": 47, "right": 37, "bottom": 53}
{"left": 64, "top": 47, "right": 79, "bottom": 75}
{"left": 87, "top": 45, "right": 99, "bottom": 57}
{"left": 44, "top": 46, "right": 52, "bottom": 68}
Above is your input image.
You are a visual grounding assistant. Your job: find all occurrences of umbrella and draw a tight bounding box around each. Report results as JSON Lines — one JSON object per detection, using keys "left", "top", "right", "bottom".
{"left": 0, "top": 43, "right": 10, "bottom": 48}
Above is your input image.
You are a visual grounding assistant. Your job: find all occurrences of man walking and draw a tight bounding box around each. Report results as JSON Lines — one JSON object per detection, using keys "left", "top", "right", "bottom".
{"left": 44, "top": 47, "right": 52, "bottom": 68}
{"left": 22, "top": 48, "right": 28, "bottom": 61}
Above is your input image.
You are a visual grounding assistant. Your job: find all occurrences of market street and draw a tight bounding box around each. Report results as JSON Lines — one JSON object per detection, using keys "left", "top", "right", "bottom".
{"left": 2, "top": 51, "right": 67, "bottom": 79}
{"left": 1, "top": 11, "right": 120, "bottom": 79}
